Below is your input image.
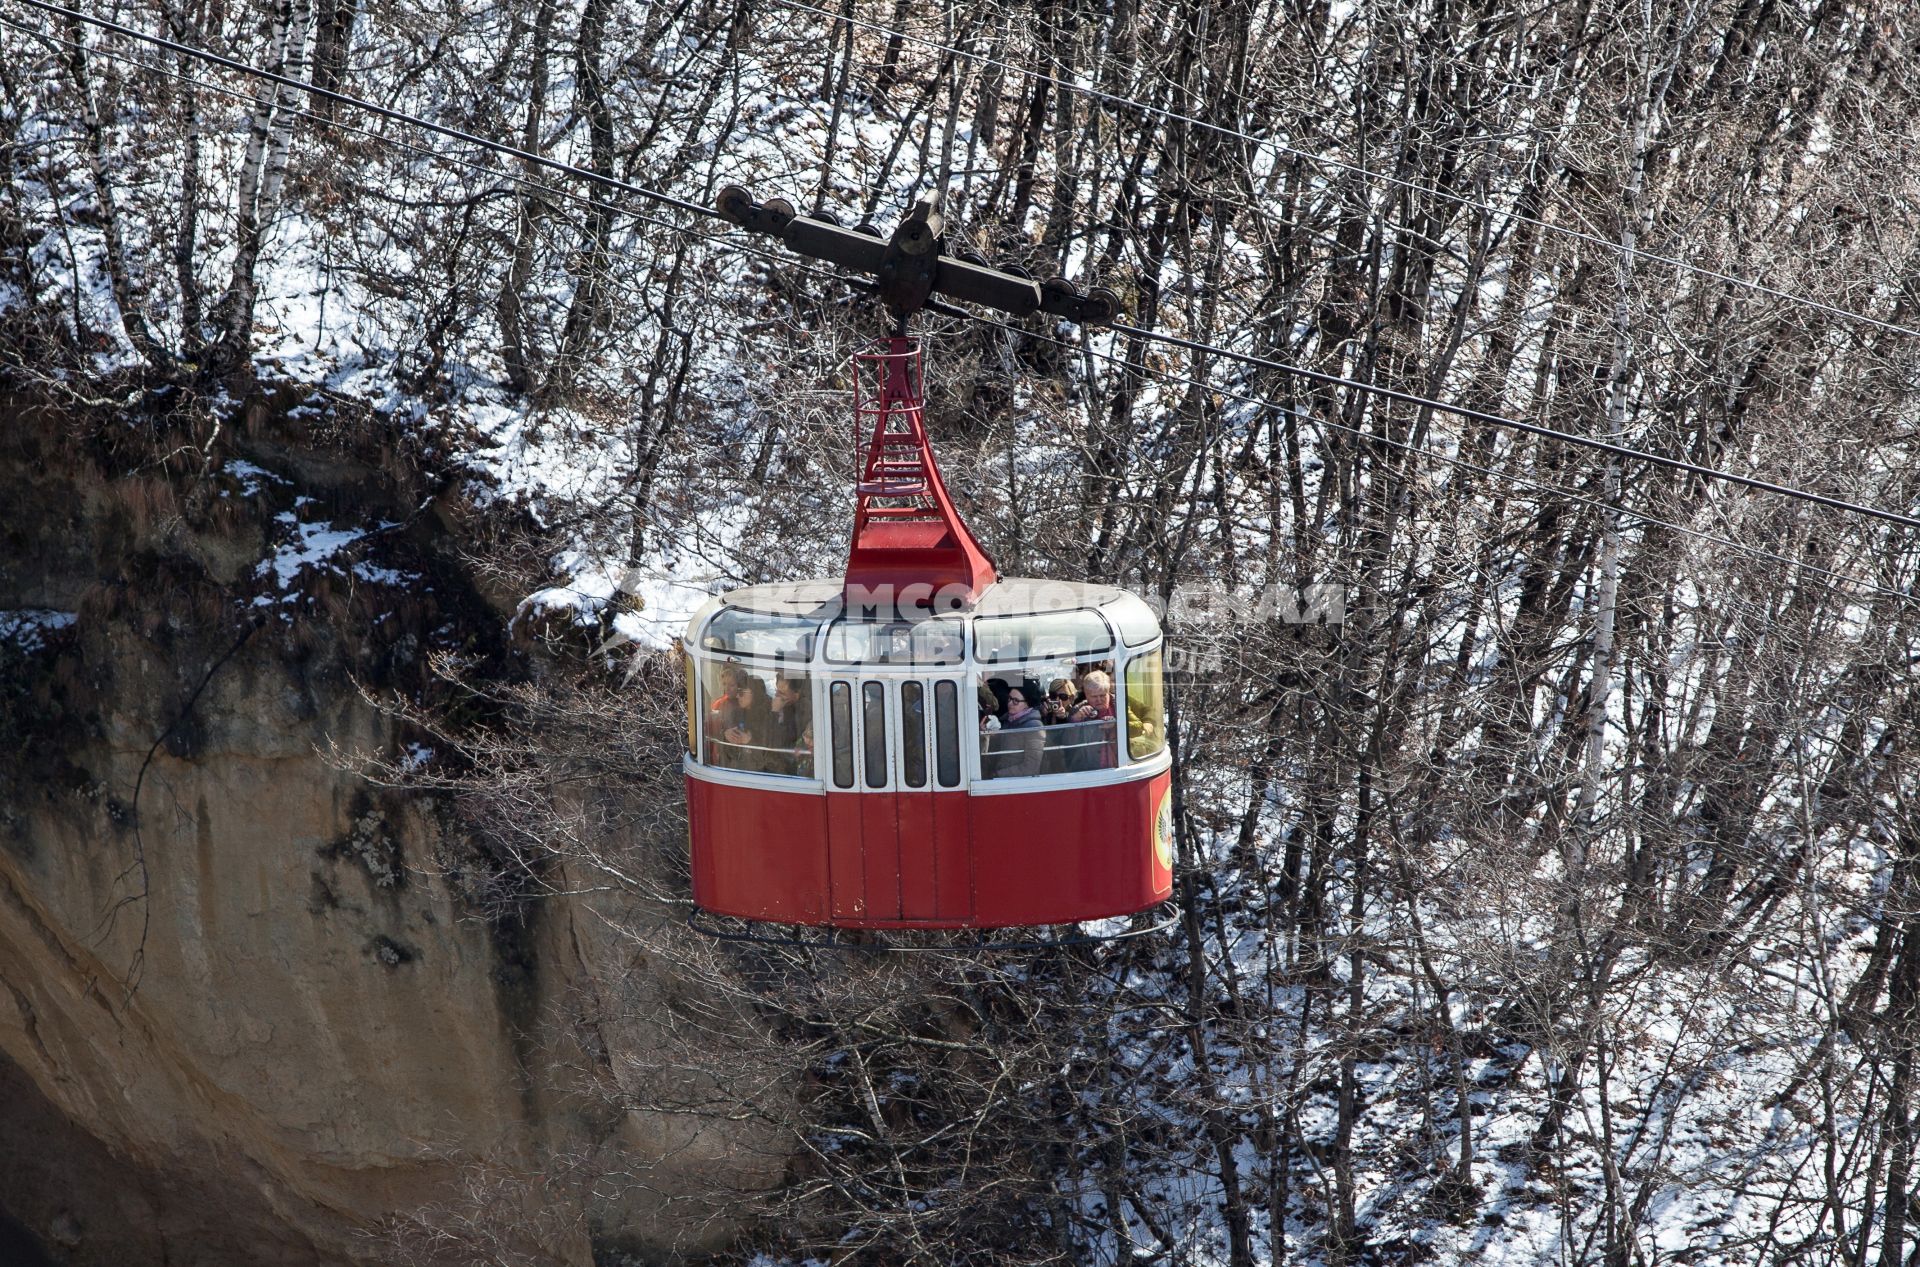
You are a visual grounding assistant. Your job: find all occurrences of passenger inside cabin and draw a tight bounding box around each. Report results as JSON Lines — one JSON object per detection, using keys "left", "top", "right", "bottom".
{"left": 978, "top": 660, "right": 1128, "bottom": 777}
{"left": 1073, "top": 669, "right": 1116, "bottom": 724}
{"left": 996, "top": 683, "right": 1045, "bottom": 777}
{"left": 978, "top": 682, "right": 1002, "bottom": 732}
{"left": 1070, "top": 668, "right": 1118, "bottom": 769}
{"left": 709, "top": 664, "right": 745, "bottom": 737}
{"left": 722, "top": 675, "right": 773, "bottom": 770}
{"left": 1041, "top": 677, "right": 1079, "bottom": 725}
{"left": 769, "top": 674, "right": 812, "bottom": 776}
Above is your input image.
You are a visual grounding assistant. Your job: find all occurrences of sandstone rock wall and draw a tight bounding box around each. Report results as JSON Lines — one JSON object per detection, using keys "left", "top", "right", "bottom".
{"left": 0, "top": 402, "right": 777, "bottom": 1265}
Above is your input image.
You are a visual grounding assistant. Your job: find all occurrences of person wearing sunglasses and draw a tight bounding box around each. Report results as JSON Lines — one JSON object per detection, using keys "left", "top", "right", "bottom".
{"left": 1040, "top": 677, "right": 1079, "bottom": 725}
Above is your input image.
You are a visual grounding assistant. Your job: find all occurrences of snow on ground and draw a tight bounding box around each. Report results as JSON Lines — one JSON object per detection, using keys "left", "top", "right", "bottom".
{"left": 0, "top": 609, "right": 77, "bottom": 653}
{"left": 250, "top": 506, "right": 410, "bottom": 614}
{"left": 222, "top": 459, "right": 290, "bottom": 496}
{"left": 3, "top": 10, "right": 1911, "bottom": 1265}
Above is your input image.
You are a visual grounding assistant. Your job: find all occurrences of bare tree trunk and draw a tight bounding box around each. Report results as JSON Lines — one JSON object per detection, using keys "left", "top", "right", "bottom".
{"left": 498, "top": 0, "right": 555, "bottom": 395}
{"left": 215, "top": 0, "right": 312, "bottom": 385}
{"left": 60, "top": 17, "right": 169, "bottom": 371}
{"left": 813, "top": 0, "right": 855, "bottom": 216}
{"left": 166, "top": 0, "right": 205, "bottom": 350}
{"left": 550, "top": 0, "right": 615, "bottom": 399}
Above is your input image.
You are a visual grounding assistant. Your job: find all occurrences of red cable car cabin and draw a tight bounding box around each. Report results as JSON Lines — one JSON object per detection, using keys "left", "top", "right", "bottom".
{"left": 681, "top": 340, "right": 1174, "bottom": 929}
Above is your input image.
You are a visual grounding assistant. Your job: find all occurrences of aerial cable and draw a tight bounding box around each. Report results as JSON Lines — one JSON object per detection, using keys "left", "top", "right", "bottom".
{"left": 14, "top": 4, "right": 1920, "bottom": 540}
{"left": 769, "top": 0, "right": 1920, "bottom": 344}
{"left": 797, "top": 274, "right": 1918, "bottom": 604}
{"left": 12, "top": 0, "right": 722, "bottom": 224}
{"left": 714, "top": 185, "right": 1920, "bottom": 535}
{"left": 1099, "top": 320, "right": 1920, "bottom": 533}
{"left": 959, "top": 312, "right": 1919, "bottom": 608}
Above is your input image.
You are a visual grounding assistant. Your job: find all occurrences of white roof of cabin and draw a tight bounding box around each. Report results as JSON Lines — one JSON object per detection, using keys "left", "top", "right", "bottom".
{"left": 715, "top": 577, "right": 1133, "bottom": 618}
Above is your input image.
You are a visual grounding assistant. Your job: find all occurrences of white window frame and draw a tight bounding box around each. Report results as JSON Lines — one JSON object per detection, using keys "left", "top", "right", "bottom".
{"left": 683, "top": 614, "right": 1167, "bottom": 797}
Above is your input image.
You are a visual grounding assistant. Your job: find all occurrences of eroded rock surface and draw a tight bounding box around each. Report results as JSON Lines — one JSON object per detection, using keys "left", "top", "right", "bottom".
{"left": 0, "top": 400, "right": 771, "bottom": 1265}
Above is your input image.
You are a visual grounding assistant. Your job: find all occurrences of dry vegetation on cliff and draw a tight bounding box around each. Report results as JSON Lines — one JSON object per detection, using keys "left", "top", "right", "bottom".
{"left": 4, "top": 0, "right": 1920, "bottom": 1264}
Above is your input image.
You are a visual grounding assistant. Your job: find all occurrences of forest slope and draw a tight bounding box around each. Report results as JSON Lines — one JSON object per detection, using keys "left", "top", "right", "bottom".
{"left": 2, "top": 0, "right": 1919, "bottom": 1264}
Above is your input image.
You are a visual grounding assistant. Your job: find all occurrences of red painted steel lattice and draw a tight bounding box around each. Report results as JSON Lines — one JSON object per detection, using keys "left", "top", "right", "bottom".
{"left": 844, "top": 338, "right": 996, "bottom": 603}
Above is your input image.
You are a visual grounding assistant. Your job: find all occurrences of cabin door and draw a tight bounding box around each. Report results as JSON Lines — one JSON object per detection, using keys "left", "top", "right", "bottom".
{"left": 824, "top": 675, "right": 971, "bottom": 923}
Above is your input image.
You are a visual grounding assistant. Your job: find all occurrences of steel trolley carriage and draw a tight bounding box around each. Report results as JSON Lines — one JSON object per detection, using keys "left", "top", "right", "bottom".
{"left": 684, "top": 197, "right": 1172, "bottom": 932}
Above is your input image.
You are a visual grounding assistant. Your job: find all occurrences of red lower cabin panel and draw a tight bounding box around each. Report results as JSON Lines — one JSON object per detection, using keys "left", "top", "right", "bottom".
{"left": 931, "top": 791, "right": 972, "bottom": 922}
{"left": 824, "top": 790, "right": 864, "bottom": 922}
{"left": 688, "top": 776, "right": 830, "bottom": 924}
{"left": 966, "top": 771, "right": 1172, "bottom": 926}
{"left": 689, "top": 769, "right": 1173, "bottom": 928}
{"left": 893, "top": 792, "right": 938, "bottom": 919}
{"left": 859, "top": 794, "right": 902, "bottom": 920}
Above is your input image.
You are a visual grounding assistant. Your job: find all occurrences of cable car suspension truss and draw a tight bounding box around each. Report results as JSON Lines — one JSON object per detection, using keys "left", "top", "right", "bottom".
{"left": 716, "top": 186, "right": 1121, "bottom": 605}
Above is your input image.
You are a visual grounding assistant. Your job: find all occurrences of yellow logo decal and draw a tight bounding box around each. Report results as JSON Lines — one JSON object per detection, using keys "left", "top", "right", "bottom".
{"left": 1153, "top": 791, "right": 1174, "bottom": 871}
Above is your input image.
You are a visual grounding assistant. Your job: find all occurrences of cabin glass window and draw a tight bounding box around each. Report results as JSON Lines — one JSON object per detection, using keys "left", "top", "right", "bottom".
{"left": 824, "top": 617, "right": 965, "bottom": 665}
{"left": 862, "top": 682, "right": 888, "bottom": 788}
{"left": 933, "top": 681, "right": 960, "bottom": 787}
{"left": 900, "top": 682, "right": 927, "bottom": 789}
{"left": 972, "top": 609, "right": 1113, "bottom": 664}
{"left": 1125, "top": 651, "right": 1167, "bottom": 760}
{"left": 699, "top": 660, "right": 813, "bottom": 777}
{"left": 829, "top": 683, "right": 854, "bottom": 789}
{"left": 701, "top": 607, "right": 817, "bottom": 664}
{"left": 976, "top": 670, "right": 1116, "bottom": 779}
{"left": 683, "top": 653, "right": 698, "bottom": 758}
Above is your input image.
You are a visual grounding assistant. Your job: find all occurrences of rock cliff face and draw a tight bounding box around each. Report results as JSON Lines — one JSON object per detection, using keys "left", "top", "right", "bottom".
{"left": 0, "top": 397, "right": 767, "bottom": 1265}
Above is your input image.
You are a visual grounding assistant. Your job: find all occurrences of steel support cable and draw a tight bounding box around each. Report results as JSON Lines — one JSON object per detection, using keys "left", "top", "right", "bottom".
{"left": 21, "top": 18, "right": 1917, "bottom": 601}
{"left": 771, "top": 0, "right": 1920, "bottom": 341}
{"left": 1103, "top": 321, "right": 1920, "bottom": 533}
{"left": 770, "top": 0, "right": 1920, "bottom": 344}
{"left": 11, "top": 4, "right": 1920, "bottom": 545}
{"left": 26, "top": 30, "right": 1915, "bottom": 610}
{"left": 12, "top": 0, "right": 721, "bottom": 223}
{"left": 956, "top": 312, "right": 1919, "bottom": 607}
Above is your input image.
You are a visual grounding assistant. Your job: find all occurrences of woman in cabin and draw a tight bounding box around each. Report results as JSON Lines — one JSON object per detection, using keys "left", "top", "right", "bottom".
{"left": 721, "top": 675, "right": 775, "bottom": 772}
{"left": 706, "top": 665, "right": 745, "bottom": 764}
{"left": 1041, "top": 677, "right": 1079, "bottom": 725}
{"left": 768, "top": 675, "right": 812, "bottom": 776}
{"left": 996, "top": 683, "right": 1046, "bottom": 778}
